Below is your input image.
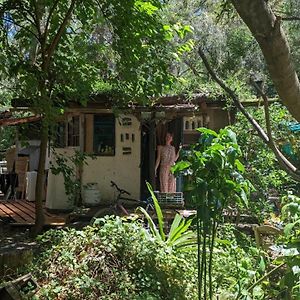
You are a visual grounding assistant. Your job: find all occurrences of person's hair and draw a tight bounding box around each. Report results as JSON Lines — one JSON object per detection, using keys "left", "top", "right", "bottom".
{"left": 165, "top": 132, "right": 173, "bottom": 145}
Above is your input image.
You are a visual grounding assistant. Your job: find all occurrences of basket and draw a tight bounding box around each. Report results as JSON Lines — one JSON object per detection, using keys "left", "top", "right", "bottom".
{"left": 155, "top": 192, "right": 184, "bottom": 208}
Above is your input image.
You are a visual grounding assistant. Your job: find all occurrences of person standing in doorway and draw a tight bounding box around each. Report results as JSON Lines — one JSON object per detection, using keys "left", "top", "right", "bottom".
{"left": 155, "top": 132, "right": 180, "bottom": 193}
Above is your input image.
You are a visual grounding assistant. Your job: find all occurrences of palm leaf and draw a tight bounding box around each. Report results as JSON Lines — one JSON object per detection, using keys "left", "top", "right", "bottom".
{"left": 167, "top": 213, "right": 183, "bottom": 243}
{"left": 146, "top": 181, "right": 166, "bottom": 241}
{"left": 168, "top": 215, "right": 194, "bottom": 243}
{"left": 136, "top": 206, "right": 162, "bottom": 241}
{"left": 169, "top": 231, "right": 197, "bottom": 249}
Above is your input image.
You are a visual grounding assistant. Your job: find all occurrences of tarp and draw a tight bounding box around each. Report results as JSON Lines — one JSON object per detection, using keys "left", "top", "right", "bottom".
{"left": 288, "top": 122, "right": 300, "bottom": 133}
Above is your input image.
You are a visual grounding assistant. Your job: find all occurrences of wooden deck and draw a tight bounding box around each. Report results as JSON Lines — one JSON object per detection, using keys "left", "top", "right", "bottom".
{"left": 0, "top": 200, "right": 66, "bottom": 226}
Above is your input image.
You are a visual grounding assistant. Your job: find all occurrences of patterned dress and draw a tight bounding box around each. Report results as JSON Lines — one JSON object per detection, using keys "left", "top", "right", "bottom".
{"left": 159, "top": 145, "right": 176, "bottom": 193}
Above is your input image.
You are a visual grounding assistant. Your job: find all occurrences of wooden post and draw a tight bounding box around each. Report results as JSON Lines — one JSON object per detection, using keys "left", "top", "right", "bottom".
{"left": 149, "top": 120, "right": 156, "bottom": 189}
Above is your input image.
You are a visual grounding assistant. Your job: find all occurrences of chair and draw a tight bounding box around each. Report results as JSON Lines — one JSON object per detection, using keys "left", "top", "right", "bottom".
{"left": 14, "top": 156, "right": 29, "bottom": 199}
{"left": 253, "top": 224, "right": 282, "bottom": 251}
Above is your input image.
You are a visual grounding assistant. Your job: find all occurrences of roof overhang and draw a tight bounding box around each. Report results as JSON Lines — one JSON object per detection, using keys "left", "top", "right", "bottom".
{"left": 0, "top": 115, "right": 41, "bottom": 126}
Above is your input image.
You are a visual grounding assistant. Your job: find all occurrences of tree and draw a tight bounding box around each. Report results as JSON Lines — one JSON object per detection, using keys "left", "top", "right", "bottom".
{"left": 0, "top": 0, "right": 177, "bottom": 234}
{"left": 231, "top": 0, "right": 300, "bottom": 122}
{"left": 176, "top": 0, "right": 300, "bottom": 182}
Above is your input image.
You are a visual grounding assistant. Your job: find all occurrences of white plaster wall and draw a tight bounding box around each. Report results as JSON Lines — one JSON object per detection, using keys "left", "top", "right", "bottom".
{"left": 46, "top": 114, "right": 141, "bottom": 208}
{"left": 82, "top": 114, "right": 141, "bottom": 203}
{"left": 46, "top": 148, "right": 76, "bottom": 210}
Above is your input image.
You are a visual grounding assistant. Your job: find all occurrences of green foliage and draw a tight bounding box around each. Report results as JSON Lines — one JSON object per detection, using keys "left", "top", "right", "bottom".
{"left": 0, "top": 126, "right": 15, "bottom": 159}
{"left": 272, "top": 193, "right": 300, "bottom": 299}
{"left": 231, "top": 103, "right": 300, "bottom": 220}
{"left": 2, "top": 217, "right": 282, "bottom": 300}
{"left": 160, "top": 0, "right": 263, "bottom": 98}
{"left": 174, "top": 127, "right": 251, "bottom": 210}
{"left": 50, "top": 150, "right": 95, "bottom": 206}
{"left": 213, "top": 224, "right": 271, "bottom": 299}
{"left": 0, "top": 0, "right": 184, "bottom": 119}
{"left": 99, "top": 0, "right": 178, "bottom": 100}
{"left": 31, "top": 216, "right": 198, "bottom": 300}
{"left": 173, "top": 127, "right": 251, "bottom": 299}
{"left": 137, "top": 182, "right": 196, "bottom": 251}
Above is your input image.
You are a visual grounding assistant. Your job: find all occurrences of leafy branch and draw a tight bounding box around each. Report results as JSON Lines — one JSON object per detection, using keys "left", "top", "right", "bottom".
{"left": 198, "top": 46, "right": 300, "bottom": 182}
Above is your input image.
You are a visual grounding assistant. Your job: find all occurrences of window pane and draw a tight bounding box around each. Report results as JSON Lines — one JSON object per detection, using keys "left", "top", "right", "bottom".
{"left": 68, "top": 116, "right": 80, "bottom": 147}
{"left": 93, "top": 115, "right": 115, "bottom": 155}
{"left": 55, "top": 122, "right": 66, "bottom": 148}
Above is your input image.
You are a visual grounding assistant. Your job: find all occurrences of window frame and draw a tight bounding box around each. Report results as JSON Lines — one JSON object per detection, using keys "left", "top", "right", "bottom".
{"left": 93, "top": 114, "right": 116, "bottom": 156}
{"left": 67, "top": 115, "right": 80, "bottom": 147}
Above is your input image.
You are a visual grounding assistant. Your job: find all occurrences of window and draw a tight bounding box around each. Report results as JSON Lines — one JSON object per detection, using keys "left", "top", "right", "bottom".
{"left": 55, "top": 122, "right": 66, "bottom": 148}
{"left": 93, "top": 114, "right": 115, "bottom": 155}
{"left": 68, "top": 116, "right": 80, "bottom": 147}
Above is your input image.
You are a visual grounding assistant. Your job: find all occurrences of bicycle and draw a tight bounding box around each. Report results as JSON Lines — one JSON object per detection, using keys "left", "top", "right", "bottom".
{"left": 110, "top": 181, "right": 154, "bottom": 215}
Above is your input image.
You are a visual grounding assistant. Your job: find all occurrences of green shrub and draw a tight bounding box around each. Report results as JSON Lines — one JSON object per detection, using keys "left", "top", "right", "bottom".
{"left": 31, "top": 216, "right": 197, "bottom": 300}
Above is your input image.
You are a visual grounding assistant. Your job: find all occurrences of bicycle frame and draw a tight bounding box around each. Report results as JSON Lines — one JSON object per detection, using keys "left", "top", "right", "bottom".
{"left": 110, "top": 181, "right": 152, "bottom": 214}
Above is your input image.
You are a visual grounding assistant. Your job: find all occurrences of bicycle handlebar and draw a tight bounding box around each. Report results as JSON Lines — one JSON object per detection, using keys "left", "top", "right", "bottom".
{"left": 111, "top": 180, "right": 131, "bottom": 196}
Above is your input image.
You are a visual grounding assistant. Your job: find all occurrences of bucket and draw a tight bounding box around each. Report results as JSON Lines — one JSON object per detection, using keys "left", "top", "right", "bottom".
{"left": 82, "top": 183, "right": 101, "bottom": 207}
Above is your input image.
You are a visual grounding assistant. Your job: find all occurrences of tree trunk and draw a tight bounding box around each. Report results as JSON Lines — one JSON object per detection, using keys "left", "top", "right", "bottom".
{"left": 32, "top": 120, "right": 48, "bottom": 235}
{"left": 231, "top": 0, "right": 300, "bottom": 122}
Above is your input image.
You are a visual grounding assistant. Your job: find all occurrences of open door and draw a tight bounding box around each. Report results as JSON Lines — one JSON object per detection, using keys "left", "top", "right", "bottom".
{"left": 140, "top": 117, "right": 183, "bottom": 199}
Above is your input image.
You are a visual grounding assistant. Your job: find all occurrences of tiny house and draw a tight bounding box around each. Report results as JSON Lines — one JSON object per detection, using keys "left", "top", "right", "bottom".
{"left": 45, "top": 95, "right": 234, "bottom": 210}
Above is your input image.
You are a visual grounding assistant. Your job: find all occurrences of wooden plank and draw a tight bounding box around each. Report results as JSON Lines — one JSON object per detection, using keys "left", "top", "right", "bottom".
{"left": 16, "top": 201, "right": 66, "bottom": 225}
{"left": 0, "top": 203, "right": 26, "bottom": 223}
{"left": 19, "top": 201, "right": 53, "bottom": 217}
{"left": 0, "top": 200, "right": 66, "bottom": 226}
{"left": 9, "top": 202, "right": 35, "bottom": 222}
{"left": 2, "top": 202, "right": 34, "bottom": 223}
{"left": 15, "top": 200, "right": 36, "bottom": 213}
{"left": 44, "top": 218, "right": 66, "bottom": 226}
{"left": 0, "top": 115, "right": 41, "bottom": 126}
{"left": 0, "top": 205, "right": 11, "bottom": 219}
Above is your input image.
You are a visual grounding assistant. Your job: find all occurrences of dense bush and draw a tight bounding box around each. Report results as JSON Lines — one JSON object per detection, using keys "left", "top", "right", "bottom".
{"left": 1, "top": 216, "right": 286, "bottom": 299}
{"left": 30, "top": 216, "right": 197, "bottom": 300}
{"left": 231, "top": 103, "right": 300, "bottom": 220}
{"left": 23, "top": 217, "right": 275, "bottom": 300}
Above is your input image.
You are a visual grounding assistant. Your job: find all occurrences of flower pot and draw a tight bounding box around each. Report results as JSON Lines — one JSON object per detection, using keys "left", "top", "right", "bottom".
{"left": 82, "top": 183, "right": 101, "bottom": 207}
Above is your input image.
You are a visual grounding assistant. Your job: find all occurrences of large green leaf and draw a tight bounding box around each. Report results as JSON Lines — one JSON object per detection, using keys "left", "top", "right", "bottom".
{"left": 169, "top": 231, "right": 197, "bottom": 249}
{"left": 168, "top": 216, "right": 194, "bottom": 244}
{"left": 284, "top": 220, "right": 300, "bottom": 236}
{"left": 196, "top": 127, "right": 218, "bottom": 137}
{"left": 136, "top": 206, "right": 162, "bottom": 241}
{"left": 167, "top": 213, "right": 182, "bottom": 242}
{"left": 146, "top": 182, "right": 166, "bottom": 241}
{"left": 235, "top": 159, "right": 245, "bottom": 173}
{"left": 171, "top": 160, "right": 191, "bottom": 173}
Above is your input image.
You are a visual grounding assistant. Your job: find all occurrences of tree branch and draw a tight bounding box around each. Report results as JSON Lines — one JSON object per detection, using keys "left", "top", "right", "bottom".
{"left": 44, "top": 0, "right": 60, "bottom": 41}
{"left": 198, "top": 47, "right": 269, "bottom": 143}
{"left": 281, "top": 16, "right": 300, "bottom": 21}
{"left": 274, "top": 10, "right": 300, "bottom": 21}
{"left": 231, "top": 0, "right": 300, "bottom": 123}
{"left": 183, "top": 60, "right": 206, "bottom": 77}
{"left": 31, "top": 0, "right": 43, "bottom": 41}
{"left": 198, "top": 46, "right": 300, "bottom": 181}
{"left": 251, "top": 79, "right": 300, "bottom": 178}
{"left": 1, "top": 17, "right": 39, "bottom": 41}
{"left": 44, "top": 0, "right": 77, "bottom": 69}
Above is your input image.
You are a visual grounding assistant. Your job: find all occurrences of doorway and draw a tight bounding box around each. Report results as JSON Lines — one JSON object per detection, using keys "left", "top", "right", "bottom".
{"left": 140, "top": 117, "right": 183, "bottom": 200}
